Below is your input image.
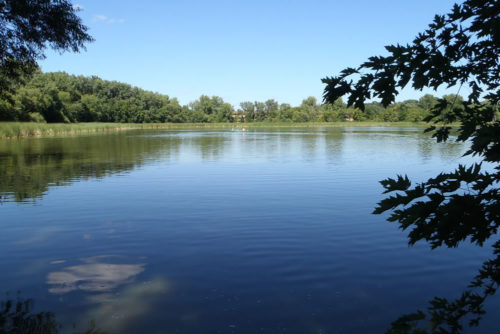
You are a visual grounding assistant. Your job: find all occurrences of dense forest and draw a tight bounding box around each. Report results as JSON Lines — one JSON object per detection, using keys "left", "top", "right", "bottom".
{"left": 0, "top": 71, "right": 465, "bottom": 124}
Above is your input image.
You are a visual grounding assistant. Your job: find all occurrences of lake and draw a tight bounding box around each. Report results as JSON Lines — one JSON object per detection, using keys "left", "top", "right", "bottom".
{"left": 0, "top": 127, "right": 497, "bottom": 333}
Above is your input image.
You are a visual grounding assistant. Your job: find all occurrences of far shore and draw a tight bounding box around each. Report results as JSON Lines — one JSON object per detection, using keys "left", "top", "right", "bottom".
{"left": 0, "top": 121, "right": 440, "bottom": 139}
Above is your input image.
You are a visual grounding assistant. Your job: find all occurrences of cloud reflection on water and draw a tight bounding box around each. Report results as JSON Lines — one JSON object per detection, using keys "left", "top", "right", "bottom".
{"left": 46, "top": 256, "right": 170, "bottom": 333}
{"left": 85, "top": 279, "right": 168, "bottom": 333}
{"left": 47, "top": 256, "right": 145, "bottom": 294}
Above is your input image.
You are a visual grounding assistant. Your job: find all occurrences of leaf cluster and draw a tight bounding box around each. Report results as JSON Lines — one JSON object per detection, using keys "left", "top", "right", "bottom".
{"left": 0, "top": 0, "right": 93, "bottom": 98}
{"left": 0, "top": 0, "right": 93, "bottom": 63}
{"left": 374, "top": 163, "right": 499, "bottom": 249}
{"left": 387, "top": 241, "right": 500, "bottom": 334}
{"left": 323, "top": 0, "right": 500, "bottom": 332}
{"left": 322, "top": 0, "right": 499, "bottom": 112}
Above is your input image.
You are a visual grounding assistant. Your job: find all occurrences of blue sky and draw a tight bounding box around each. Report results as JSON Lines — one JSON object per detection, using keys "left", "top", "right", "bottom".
{"left": 40, "top": 0, "right": 461, "bottom": 107}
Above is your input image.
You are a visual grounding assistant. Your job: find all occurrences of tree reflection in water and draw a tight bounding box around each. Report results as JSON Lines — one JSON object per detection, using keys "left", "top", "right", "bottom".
{"left": 0, "top": 295, "right": 106, "bottom": 334}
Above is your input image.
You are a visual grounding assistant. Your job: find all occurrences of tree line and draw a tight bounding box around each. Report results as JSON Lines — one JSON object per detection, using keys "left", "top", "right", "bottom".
{"left": 0, "top": 70, "right": 468, "bottom": 124}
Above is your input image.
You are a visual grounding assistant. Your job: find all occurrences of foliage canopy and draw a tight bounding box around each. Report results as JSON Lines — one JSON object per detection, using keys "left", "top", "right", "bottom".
{"left": 1, "top": 71, "right": 450, "bottom": 124}
{"left": 0, "top": 0, "right": 93, "bottom": 96}
{"left": 323, "top": 0, "right": 499, "bottom": 332}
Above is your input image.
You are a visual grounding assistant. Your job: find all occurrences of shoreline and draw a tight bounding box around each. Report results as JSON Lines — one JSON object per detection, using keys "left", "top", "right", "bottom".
{"left": 0, "top": 121, "right": 436, "bottom": 139}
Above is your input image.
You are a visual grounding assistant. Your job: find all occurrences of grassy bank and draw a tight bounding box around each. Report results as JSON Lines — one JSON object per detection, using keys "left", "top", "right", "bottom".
{"left": 0, "top": 121, "right": 433, "bottom": 139}
{"left": 0, "top": 122, "right": 218, "bottom": 139}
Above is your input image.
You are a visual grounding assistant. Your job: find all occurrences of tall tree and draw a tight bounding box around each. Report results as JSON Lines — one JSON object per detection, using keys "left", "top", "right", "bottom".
{"left": 240, "top": 101, "right": 255, "bottom": 121}
{"left": 0, "top": 0, "right": 93, "bottom": 96}
{"left": 265, "top": 99, "right": 279, "bottom": 113}
{"left": 323, "top": 0, "right": 499, "bottom": 332}
{"left": 254, "top": 101, "right": 267, "bottom": 121}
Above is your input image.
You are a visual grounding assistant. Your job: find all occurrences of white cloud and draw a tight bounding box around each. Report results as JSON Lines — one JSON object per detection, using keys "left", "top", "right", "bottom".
{"left": 73, "top": 4, "right": 84, "bottom": 11}
{"left": 94, "top": 14, "right": 125, "bottom": 24}
{"left": 95, "top": 14, "right": 107, "bottom": 21}
{"left": 108, "top": 18, "right": 125, "bottom": 24}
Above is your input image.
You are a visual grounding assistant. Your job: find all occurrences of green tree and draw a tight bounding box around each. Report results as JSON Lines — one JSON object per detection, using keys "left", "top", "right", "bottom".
{"left": 364, "top": 101, "right": 385, "bottom": 120}
{"left": 378, "top": 106, "right": 399, "bottom": 122}
{"left": 301, "top": 96, "right": 317, "bottom": 108}
{"left": 265, "top": 99, "right": 279, "bottom": 113}
{"left": 321, "top": 98, "right": 346, "bottom": 122}
{"left": 279, "top": 103, "right": 291, "bottom": 111}
{"left": 240, "top": 101, "right": 255, "bottom": 122}
{"left": 322, "top": 0, "right": 499, "bottom": 332}
{"left": 279, "top": 103, "right": 293, "bottom": 122}
{"left": 330, "top": 97, "right": 347, "bottom": 110}
{"left": 320, "top": 103, "right": 340, "bottom": 122}
{"left": 300, "top": 96, "right": 321, "bottom": 121}
{"left": 0, "top": 0, "right": 93, "bottom": 97}
{"left": 418, "top": 94, "right": 439, "bottom": 113}
{"left": 5, "top": 71, "right": 191, "bottom": 123}
{"left": 213, "top": 102, "right": 234, "bottom": 122}
{"left": 341, "top": 107, "right": 364, "bottom": 121}
{"left": 291, "top": 107, "right": 310, "bottom": 122}
{"left": 189, "top": 95, "right": 233, "bottom": 122}
{"left": 79, "top": 94, "right": 102, "bottom": 122}
{"left": 254, "top": 101, "right": 267, "bottom": 121}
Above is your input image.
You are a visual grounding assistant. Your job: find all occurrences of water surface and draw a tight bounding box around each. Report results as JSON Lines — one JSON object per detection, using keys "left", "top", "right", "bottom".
{"left": 0, "top": 127, "right": 497, "bottom": 333}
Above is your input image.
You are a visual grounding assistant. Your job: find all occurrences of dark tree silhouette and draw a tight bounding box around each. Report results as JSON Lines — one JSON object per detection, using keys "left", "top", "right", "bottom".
{"left": 0, "top": 295, "right": 106, "bottom": 334}
{"left": 322, "top": 0, "right": 499, "bottom": 332}
{"left": 0, "top": 297, "right": 58, "bottom": 334}
{"left": 0, "top": 0, "right": 93, "bottom": 95}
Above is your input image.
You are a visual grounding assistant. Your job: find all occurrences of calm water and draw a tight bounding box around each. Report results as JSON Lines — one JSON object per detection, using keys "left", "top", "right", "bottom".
{"left": 0, "top": 127, "right": 497, "bottom": 333}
